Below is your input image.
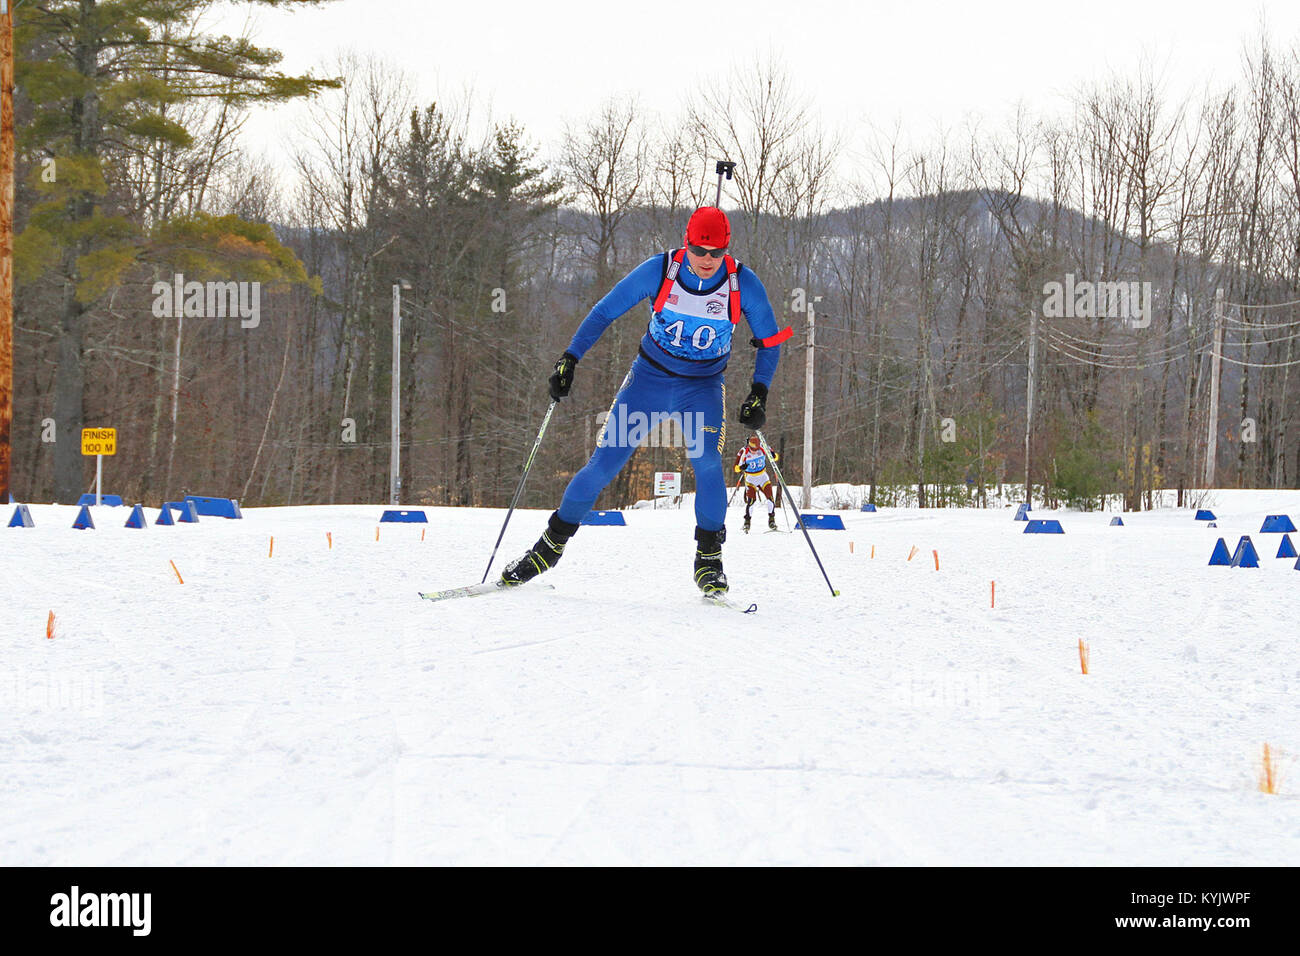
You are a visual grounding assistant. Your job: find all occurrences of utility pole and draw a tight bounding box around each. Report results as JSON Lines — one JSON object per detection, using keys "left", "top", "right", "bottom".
{"left": 0, "top": 3, "right": 15, "bottom": 506}
{"left": 1024, "top": 309, "right": 1038, "bottom": 507}
{"left": 1204, "top": 288, "right": 1224, "bottom": 489}
{"left": 390, "top": 281, "right": 410, "bottom": 506}
{"left": 802, "top": 296, "right": 820, "bottom": 510}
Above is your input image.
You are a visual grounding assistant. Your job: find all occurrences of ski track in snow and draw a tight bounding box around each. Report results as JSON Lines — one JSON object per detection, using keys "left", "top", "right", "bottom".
{"left": 2, "top": 492, "right": 1298, "bottom": 865}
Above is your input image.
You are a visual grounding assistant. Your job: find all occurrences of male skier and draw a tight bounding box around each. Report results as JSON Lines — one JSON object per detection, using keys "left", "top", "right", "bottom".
{"left": 734, "top": 434, "right": 780, "bottom": 532}
{"left": 500, "top": 206, "right": 790, "bottom": 595}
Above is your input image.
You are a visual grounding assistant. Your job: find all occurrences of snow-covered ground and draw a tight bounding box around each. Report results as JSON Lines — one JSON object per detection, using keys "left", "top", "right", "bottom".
{"left": 2, "top": 489, "right": 1297, "bottom": 865}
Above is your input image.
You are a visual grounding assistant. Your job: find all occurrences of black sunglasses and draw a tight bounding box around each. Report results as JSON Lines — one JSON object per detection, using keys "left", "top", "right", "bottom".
{"left": 687, "top": 244, "right": 727, "bottom": 259}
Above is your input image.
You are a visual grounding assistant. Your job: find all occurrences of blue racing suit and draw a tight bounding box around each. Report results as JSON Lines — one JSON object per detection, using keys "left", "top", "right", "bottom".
{"left": 556, "top": 252, "right": 783, "bottom": 532}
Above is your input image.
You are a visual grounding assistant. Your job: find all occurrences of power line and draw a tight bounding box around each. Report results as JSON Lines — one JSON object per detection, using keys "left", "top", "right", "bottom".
{"left": 1042, "top": 321, "right": 1211, "bottom": 359}
{"left": 1223, "top": 296, "right": 1300, "bottom": 311}
{"left": 1218, "top": 312, "right": 1300, "bottom": 330}
{"left": 1041, "top": 332, "right": 1195, "bottom": 370}
{"left": 1214, "top": 353, "right": 1300, "bottom": 369}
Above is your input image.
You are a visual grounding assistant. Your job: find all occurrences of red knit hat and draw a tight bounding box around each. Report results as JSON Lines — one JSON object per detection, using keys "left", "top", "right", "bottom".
{"left": 685, "top": 206, "right": 730, "bottom": 248}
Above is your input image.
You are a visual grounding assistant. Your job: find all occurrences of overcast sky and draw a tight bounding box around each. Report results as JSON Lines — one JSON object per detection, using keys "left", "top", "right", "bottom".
{"left": 210, "top": 0, "right": 1300, "bottom": 191}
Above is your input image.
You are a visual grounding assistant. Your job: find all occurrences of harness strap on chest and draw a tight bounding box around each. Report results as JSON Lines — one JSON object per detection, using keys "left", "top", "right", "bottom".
{"left": 651, "top": 249, "right": 687, "bottom": 314}
{"left": 722, "top": 254, "right": 741, "bottom": 324}
{"left": 652, "top": 249, "right": 743, "bottom": 325}
{"left": 651, "top": 249, "right": 789, "bottom": 347}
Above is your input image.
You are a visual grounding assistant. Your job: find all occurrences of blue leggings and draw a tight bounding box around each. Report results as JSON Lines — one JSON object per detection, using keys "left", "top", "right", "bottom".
{"left": 558, "top": 358, "right": 728, "bottom": 531}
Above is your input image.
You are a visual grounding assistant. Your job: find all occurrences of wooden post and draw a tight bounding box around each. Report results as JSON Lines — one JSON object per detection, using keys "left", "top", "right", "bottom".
{"left": 1024, "top": 309, "right": 1038, "bottom": 507}
{"left": 390, "top": 282, "right": 401, "bottom": 506}
{"left": 1204, "top": 289, "right": 1224, "bottom": 489}
{"left": 802, "top": 297, "right": 817, "bottom": 510}
{"left": 0, "top": 5, "right": 15, "bottom": 505}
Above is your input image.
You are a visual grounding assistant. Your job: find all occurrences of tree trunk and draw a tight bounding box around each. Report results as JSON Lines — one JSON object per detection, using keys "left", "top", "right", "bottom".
{"left": 53, "top": 256, "right": 87, "bottom": 502}
{"left": 53, "top": 1, "right": 102, "bottom": 501}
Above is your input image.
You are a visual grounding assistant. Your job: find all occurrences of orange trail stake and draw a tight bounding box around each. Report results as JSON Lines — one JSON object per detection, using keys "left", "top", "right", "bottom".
{"left": 991, "top": 581, "right": 995, "bottom": 608}
{"left": 46, "top": 611, "right": 55, "bottom": 640}
{"left": 269, "top": 536, "right": 274, "bottom": 558}
{"left": 170, "top": 560, "right": 184, "bottom": 584}
{"left": 1078, "top": 638, "right": 1089, "bottom": 675}
{"left": 421, "top": 528, "right": 426, "bottom": 542}
{"left": 375, "top": 527, "right": 380, "bottom": 542}
{"left": 932, "top": 549, "right": 940, "bottom": 570}
{"left": 327, "top": 532, "right": 332, "bottom": 550}
{"left": 871, "top": 545, "right": 875, "bottom": 559}
{"left": 907, "top": 545, "right": 919, "bottom": 561}
{"left": 1259, "top": 743, "right": 1278, "bottom": 794}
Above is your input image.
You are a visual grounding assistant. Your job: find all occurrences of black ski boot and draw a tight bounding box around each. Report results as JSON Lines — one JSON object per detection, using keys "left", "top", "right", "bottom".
{"left": 768, "top": 511, "right": 778, "bottom": 531}
{"left": 693, "top": 526, "right": 728, "bottom": 595}
{"left": 742, "top": 513, "right": 751, "bottom": 534}
{"left": 501, "top": 512, "right": 579, "bottom": 586}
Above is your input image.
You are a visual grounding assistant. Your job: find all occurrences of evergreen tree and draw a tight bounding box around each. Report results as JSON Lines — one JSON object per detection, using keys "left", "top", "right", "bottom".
{"left": 14, "top": 0, "right": 339, "bottom": 500}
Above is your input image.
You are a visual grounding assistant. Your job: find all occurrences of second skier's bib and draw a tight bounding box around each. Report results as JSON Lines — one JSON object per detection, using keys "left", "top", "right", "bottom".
{"left": 739, "top": 449, "right": 768, "bottom": 474}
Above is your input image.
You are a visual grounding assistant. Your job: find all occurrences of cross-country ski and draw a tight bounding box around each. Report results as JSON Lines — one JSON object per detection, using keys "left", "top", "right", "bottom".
{"left": 419, "top": 581, "right": 555, "bottom": 603}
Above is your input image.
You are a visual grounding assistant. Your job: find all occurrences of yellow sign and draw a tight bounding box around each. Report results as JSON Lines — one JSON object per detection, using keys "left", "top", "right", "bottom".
{"left": 81, "top": 428, "right": 117, "bottom": 456}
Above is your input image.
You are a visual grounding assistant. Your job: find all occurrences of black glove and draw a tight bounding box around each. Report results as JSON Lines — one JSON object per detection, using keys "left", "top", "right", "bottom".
{"left": 738, "top": 382, "right": 768, "bottom": 428}
{"left": 549, "top": 352, "right": 578, "bottom": 400}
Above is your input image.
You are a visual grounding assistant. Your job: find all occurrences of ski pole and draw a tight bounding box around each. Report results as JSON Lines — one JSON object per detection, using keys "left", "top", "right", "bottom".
{"left": 768, "top": 466, "right": 797, "bottom": 529}
{"left": 755, "top": 428, "right": 840, "bottom": 597}
{"left": 758, "top": 458, "right": 795, "bottom": 531}
{"left": 773, "top": 484, "right": 792, "bottom": 532}
{"left": 481, "top": 401, "right": 558, "bottom": 583}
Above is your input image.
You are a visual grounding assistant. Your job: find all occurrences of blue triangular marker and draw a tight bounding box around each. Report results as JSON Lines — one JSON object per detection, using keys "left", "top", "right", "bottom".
{"left": 1208, "top": 538, "right": 1231, "bottom": 566}
{"left": 125, "top": 504, "right": 148, "bottom": 529}
{"left": 72, "top": 505, "right": 95, "bottom": 530}
{"left": 7, "top": 504, "right": 34, "bottom": 528}
{"left": 580, "top": 510, "right": 626, "bottom": 526}
{"left": 156, "top": 505, "right": 175, "bottom": 526}
{"left": 1277, "top": 534, "right": 1297, "bottom": 559}
{"left": 1110, "top": 516, "right": 1124, "bottom": 526}
{"left": 1024, "top": 519, "right": 1064, "bottom": 533}
{"left": 1230, "top": 536, "right": 1260, "bottom": 568}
